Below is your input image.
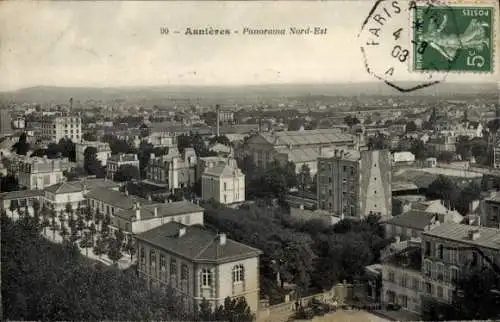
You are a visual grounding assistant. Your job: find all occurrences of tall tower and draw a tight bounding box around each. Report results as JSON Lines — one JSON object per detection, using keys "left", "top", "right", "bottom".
{"left": 216, "top": 104, "right": 221, "bottom": 137}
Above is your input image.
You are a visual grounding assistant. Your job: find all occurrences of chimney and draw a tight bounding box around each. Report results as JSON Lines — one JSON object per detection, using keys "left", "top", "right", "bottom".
{"left": 154, "top": 207, "right": 158, "bottom": 217}
{"left": 124, "top": 188, "right": 129, "bottom": 196}
{"left": 219, "top": 233, "right": 227, "bottom": 245}
{"left": 178, "top": 227, "right": 186, "bottom": 237}
{"left": 468, "top": 229, "right": 480, "bottom": 240}
{"left": 148, "top": 194, "right": 152, "bottom": 201}
{"left": 135, "top": 207, "right": 141, "bottom": 221}
{"left": 216, "top": 104, "right": 221, "bottom": 137}
{"left": 134, "top": 154, "right": 138, "bottom": 161}
{"left": 150, "top": 153, "right": 155, "bottom": 160}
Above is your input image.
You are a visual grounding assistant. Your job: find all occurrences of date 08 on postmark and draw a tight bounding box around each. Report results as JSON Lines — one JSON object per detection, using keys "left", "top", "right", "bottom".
{"left": 413, "top": 4, "right": 494, "bottom": 72}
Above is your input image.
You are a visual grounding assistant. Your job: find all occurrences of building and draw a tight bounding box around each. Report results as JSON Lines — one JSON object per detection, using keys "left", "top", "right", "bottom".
{"left": 0, "top": 190, "right": 44, "bottom": 214}
{"left": 0, "top": 109, "right": 12, "bottom": 133}
{"left": 245, "top": 129, "right": 357, "bottom": 173}
{"left": 106, "top": 153, "right": 140, "bottom": 180}
{"left": 135, "top": 222, "right": 263, "bottom": 313}
{"left": 480, "top": 191, "right": 500, "bottom": 228}
{"left": 196, "top": 156, "right": 228, "bottom": 182}
{"left": 201, "top": 156, "right": 245, "bottom": 204}
{"left": 38, "top": 114, "right": 82, "bottom": 143}
{"left": 393, "top": 152, "right": 416, "bottom": 163}
{"left": 43, "top": 179, "right": 121, "bottom": 212}
{"left": 381, "top": 246, "right": 424, "bottom": 314}
{"left": 420, "top": 223, "right": 500, "bottom": 306}
{"left": 146, "top": 147, "right": 197, "bottom": 191}
{"left": 316, "top": 149, "right": 392, "bottom": 219}
{"left": 384, "top": 211, "right": 441, "bottom": 241}
{"left": 10, "top": 156, "right": 71, "bottom": 190}
{"left": 113, "top": 200, "right": 204, "bottom": 234}
{"left": 75, "top": 141, "right": 112, "bottom": 167}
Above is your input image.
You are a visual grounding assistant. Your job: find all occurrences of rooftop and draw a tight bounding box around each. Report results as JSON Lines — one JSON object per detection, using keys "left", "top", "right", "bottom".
{"left": 44, "top": 179, "right": 121, "bottom": 195}
{"left": 422, "top": 223, "right": 500, "bottom": 251}
{"left": 385, "top": 210, "right": 437, "bottom": 230}
{"left": 203, "top": 159, "right": 243, "bottom": 178}
{"left": 114, "top": 200, "right": 204, "bottom": 221}
{"left": 0, "top": 189, "right": 44, "bottom": 200}
{"left": 276, "top": 147, "right": 320, "bottom": 163}
{"left": 260, "top": 129, "right": 355, "bottom": 147}
{"left": 108, "top": 153, "right": 138, "bottom": 162}
{"left": 135, "top": 222, "right": 263, "bottom": 264}
{"left": 85, "top": 187, "right": 153, "bottom": 209}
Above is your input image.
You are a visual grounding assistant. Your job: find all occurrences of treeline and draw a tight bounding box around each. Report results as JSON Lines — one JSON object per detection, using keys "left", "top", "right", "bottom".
{"left": 203, "top": 202, "right": 391, "bottom": 304}
{"left": 1, "top": 214, "right": 185, "bottom": 321}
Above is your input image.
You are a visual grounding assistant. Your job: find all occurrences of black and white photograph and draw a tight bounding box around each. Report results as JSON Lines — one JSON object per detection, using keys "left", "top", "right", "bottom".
{"left": 0, "top": 1, "right": 499, "bottom": 321}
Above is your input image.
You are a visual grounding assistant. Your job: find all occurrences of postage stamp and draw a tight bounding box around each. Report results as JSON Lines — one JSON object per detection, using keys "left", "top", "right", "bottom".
{"left": 413, "top": 4, "right": 494, "bottom": 72}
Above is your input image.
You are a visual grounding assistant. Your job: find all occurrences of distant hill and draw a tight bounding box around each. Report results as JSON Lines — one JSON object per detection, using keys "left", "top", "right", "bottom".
{"left": 0, "top": 82, "right": 497, "bottom": 104}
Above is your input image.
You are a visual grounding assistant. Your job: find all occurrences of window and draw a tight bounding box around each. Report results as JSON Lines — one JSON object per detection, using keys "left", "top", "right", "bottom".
{"left": 424, "top": 241, "right": 431, "bottom": 256}
{"left": 232, "top": 265, "right": 245, "bottom": 283}
{"left": 471, "top": 251, "right": 479, "bottom": 266}
{"left": 450, "top": 267, "right": 459, "bottom": 283}
{"left": 424, "top": 260, "right": 432, "bottom": 276}
{"left": 412, "top": 278, "right": 419, "bottom": 291}
{"left": 150, "top": 250, "right": 156, "bottom": 274}
{"left": 224, "top": 182, "right": 227, "bottom": 191}
{"left": 140, "top": 246, "right": 145, "bottom": 266}
{"left": 437, "top": 286, "right": 444, "bottom": 298}
{"left": 181, "top": 264, "right": 189, "bottom": 281}
{"left": 201, "top": 268, "right": 212, "bottom": 287}
{"left": 388, "top": 270, "right": 395, "bottom": 282}
{"left": 425, "top": 282, "right": 432, "bottom": 295}
{"left": 437, "top": 263, "right": 444, "bottom": 281}
{"left": 438, "top": 244, "right": 444, "bottom": 260}
{"left": 401, "top": 273, "right": 408, "bottom": 287}
{"left": 170, "top": 259, "right": 177, "bottom": 282}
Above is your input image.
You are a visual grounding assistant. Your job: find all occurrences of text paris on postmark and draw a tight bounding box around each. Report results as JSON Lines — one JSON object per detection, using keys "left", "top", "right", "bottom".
{"left": 358, "top": 0, "right": 496, "bottom": 93}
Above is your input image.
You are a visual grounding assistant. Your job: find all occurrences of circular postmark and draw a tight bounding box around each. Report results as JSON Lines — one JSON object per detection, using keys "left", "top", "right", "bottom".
{"left": 358, "top": 0, "right": 465, "bottom": 92}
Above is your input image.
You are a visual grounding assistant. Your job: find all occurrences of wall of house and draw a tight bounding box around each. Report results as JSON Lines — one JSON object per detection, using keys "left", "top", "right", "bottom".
{"left": 385, "top": 224, "right": 423, "bottom": 241}
{"left": 216, "top": 256, "right": 260, "bottom": 313}
{"left": 130, "top": 211, "right": 204, "bottom": 234}
{"left": 44, "top": 191, "right": 85, "bottom": 212}
{"left": 381, "top": 264, "right": 423, "bottom": 314}
{"left": 219, "top": 175, "right": 245, "bottom": 204}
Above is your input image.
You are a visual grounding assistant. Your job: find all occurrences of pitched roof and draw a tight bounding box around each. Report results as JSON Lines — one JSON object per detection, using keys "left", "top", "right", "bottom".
{"left": 0, "top": 189, "right": 44, "bottom": 200}
{"left": 203, "top": 159, "right": 243, "bottom": 178}
{"left": 85, "top": 187, "right": 152, "bottom": 209}
{"left": 386, "top": 210, "right": 437, "bottom": 230}
{"left": 135, "top": 222, "right": 262, "bottom": 263}
{"left": 422, "top": 223, "right": 500, "bottom": 251}
{"left": 44, "top": 179, "right": 121, "bottom": 195}
{"left": 275, "top": 147, "right": 320, "bottom": 163}
{"left": 114, "top": 200, "right": 204, "bottom": 221}
{"left": 260, "top": 129, "right": 354, "bottom": 147}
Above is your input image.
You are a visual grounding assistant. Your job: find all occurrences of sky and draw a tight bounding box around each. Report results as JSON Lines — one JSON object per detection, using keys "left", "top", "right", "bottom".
{"left": 0, "top": 1, "right": 498, "bottom": 91}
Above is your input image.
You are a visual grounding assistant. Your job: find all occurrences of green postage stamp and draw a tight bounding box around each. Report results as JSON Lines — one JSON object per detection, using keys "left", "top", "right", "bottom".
{"left": 413, "top": 4, "right": 494, "bottom": 72}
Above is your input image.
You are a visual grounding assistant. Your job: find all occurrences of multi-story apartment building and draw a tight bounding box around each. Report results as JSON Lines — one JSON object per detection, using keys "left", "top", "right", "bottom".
{"left": 146, "top": 147, "right": 197, "bottom": 191}
{"left": 10, "top": 156, "right": 71, "bottom": 190}
{"left": 420, "top": 223, "right": 500, "bottom": 306}
{"left": 35, "top": 114, "right": 82, "bottom": 143}
{"left": 135, "top": 222, "right": 263, "bottom": 313}
{"left": 75, "top": 140, "right": 112, "bottom": 167}
{"left": 201, "top": 157, "right": 245, "bottom": 204}
{"left": 106, "top": 153, "right": 140, "bottom": 180}
{"left": 316, "top": 149, "right": 392, "bottom": 219}
{"left": 382, "top": 245, "right": 424, "bottom": 314}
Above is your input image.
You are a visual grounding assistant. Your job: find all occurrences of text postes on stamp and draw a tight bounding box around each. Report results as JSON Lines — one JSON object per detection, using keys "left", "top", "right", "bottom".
{"left": 413, "top": 5, "right": 494, "bottom": 72}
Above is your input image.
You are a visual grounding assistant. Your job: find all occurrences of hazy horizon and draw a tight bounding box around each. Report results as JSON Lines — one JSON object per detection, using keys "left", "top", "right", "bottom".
{"left": 1, "top": 1, "right": 498, "bottom": 91}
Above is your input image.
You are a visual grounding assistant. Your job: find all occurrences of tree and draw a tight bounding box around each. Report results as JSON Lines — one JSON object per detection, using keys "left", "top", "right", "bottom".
{"left": 82, "top": 132, "right": 98, "bottom": 141}
{"left": 344, "top": 115, "right": 360, "bottom": 127}
{"left": 124, "top": 237, "right": 136, "bottom": 260}
{"left": 209, "top": 135, "right": 231, "bottom": 147}
{"left": 198, "top": 296, "right": 254, "bottom": 322}
{"left": 297, "top": 164, "right": 312, "bottom": 192}
{"left": 93, "top": 237, "right": 107, "bottom": 258}
{"left": 114, "top": 164, "right": 140, "bottom": 182}
{"left": 83, "top": 146, "right": 105, "bottom": 177}
{"left": 107, "top": 238, "right": 123, "bottom": 263}
{"left": 426, "top": 175, "right": 459, "bottom": 209}
{"left": 1, "top": 174, "right": 20, "bottom": 192}
{"left": 367, "top": 132, "right": 390, "bottom": 150}
{"left": 392, "top": 198, "right": 404, "bottom": 216}
{"left": 12, "top": 132, "right": 30, "bottom": 155}
{"left": 449, "top": 266, "right": 500, "bottom": 320}
{"left": 58, "top": 138, "right": 76, "bottom": 162}
{"left": 437, "top": 151, "right": 455, "bottom": 163}
{"left": 1, "top": 215, "right": 184, "bottom": 321}
{"left": 405, "top": 121, "right": 418, "bottom": 132}
{"left": 287, "top": 118, "right": 305, "bottom": 131}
